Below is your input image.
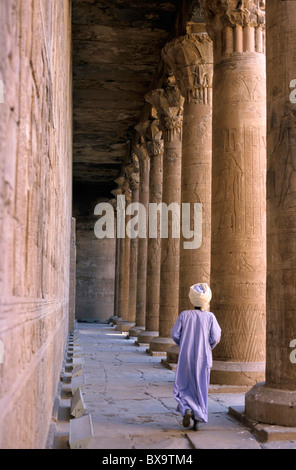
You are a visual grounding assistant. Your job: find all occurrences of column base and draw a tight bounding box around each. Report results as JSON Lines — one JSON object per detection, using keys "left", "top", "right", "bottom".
{"left": 116, "top": 321, "right": 135, "bottom": 332}
{"left": 128, "top": 325, "right": 145, "bottom": 338}
{"left": 210, "top": 361, "right": 265, "bottom": 386}
{"left": 135, "top": 330, "right": 159, "bottom": 346}
{"left": 245, "top": 382, "right": 296, "bottom": 427}
{"left": 161, "top": 344, "right": 179, "bottom": 371}
{"left": 147, "top": 336, "right": 175, "bottom": 356}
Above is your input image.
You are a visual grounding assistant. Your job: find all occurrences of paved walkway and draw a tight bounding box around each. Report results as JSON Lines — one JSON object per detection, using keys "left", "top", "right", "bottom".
{"left": 50, "top": 323, "right": 296, "bottom": 450}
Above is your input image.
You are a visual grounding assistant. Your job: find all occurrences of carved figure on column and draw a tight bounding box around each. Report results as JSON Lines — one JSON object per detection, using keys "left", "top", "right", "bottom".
{"left": 160, "top": 32, "right": 213, "bottom": 368}
{"left": 162, "top": 33, "right": 213, "bottom": 307}
{"left": 145, "top": 79, "right": 184, "bottom": 354}
{"left": 201, "top": 0, "right": 265, "bottom": 56}
{"left": 122, "top": 158, "right": 140, "bottom": 331}
{"left": 245, "top": 0, "right": 296, "bottom": 427}
{"left": 200, "top": 0, "right": 267, "bottom": 386}
{"left": 162, "top": 33, "right": 213, "bottom": 105}
{"left": 128, "top": 123, "right": 151, "bottom": 338}
{"left": 136, "top": 117, "right": 164, "bottom": 346}
{"left": 113, "top": 174, "right": 132, "bottom": 329}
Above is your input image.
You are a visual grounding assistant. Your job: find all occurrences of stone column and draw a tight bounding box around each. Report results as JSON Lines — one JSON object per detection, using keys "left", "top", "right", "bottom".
{"left": 136, "top": 118, "right": 164, "bottom": 345}
{"left": 119, "top": 159, "right": 140, "bottom": 332}
{"left": 112, "top": 231, "right": 120, "bottom": 321}
{"left": 245, "top": 0, "right": 296, "bottom": 426}
{"left": 201, "top": 0, "right": 266, "bottom": 385}
{"left": 110, "top": 181, "right": 125, "bottom": 325}
{"left": 113, "top": 226, "right": 121, "bottom": 320}
{"left": 161, "top": 32, "right": 213, "bottom": 368}
{"left": 145, "top": 76, "right": 184, "bottom": 354}
{"left": 109, "top": 187, "right": 122, "bottom": 324}
{"left": 128, "top": 132, "right": 150, "bottom": 338}
{"left": 162, "top": 33, "right": 213, "bottom": 310}
{"left": 116, "top": 230, "right": 125, "bottom": 322}
{"left": 69, "top": 217, "right": 77, "bottom": 332}
{"left": 116, "top": 175, "right": 132, "bottom": 327}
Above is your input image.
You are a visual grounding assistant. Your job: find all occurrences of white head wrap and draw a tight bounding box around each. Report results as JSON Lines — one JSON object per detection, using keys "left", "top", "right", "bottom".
{"left": 189, "top": 283, "right": 212, "bottom": 310}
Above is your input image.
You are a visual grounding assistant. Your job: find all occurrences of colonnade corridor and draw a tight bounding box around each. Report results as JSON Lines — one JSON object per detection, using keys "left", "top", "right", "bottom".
{"left": 2, "top": 0, "right": 296, "bottom": 452}
{"left": 48, "top": 322, "right": 295, "bottom": 450}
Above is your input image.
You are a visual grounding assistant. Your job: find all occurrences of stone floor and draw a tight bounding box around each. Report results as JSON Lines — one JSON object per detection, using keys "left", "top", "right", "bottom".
{"left": 48, "top": 322, "right": 296, "bottom": 450}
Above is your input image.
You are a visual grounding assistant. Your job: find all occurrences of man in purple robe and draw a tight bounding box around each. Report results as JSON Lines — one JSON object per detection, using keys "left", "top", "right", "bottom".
{"left": 171, "top": 283, "right": 221, "bottom": 431}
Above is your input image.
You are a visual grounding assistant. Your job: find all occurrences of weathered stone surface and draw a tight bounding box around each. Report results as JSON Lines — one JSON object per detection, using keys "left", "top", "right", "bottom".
{"left": 71, "top": 387, "right": 86, "bottom": 418}
{"left": 146, "top": 79, "right": 184, "bottom": 353}
{"left": 162, "top": 32, "right": 213, "bottom": 312}
{"left": 201, "top": 0, "right": 267, "bottom": 385}
{"left": 69, "top": 414, "right": 93, "bottom": 449}
{"left": 52, "top": 323, "right": 296, "bottom": 450}
{"left": 69, "top": 218, "right": 77, "bottom": 332}
{"left": 0, "top": 0, "right": 72, "bottom": 449}
{"left": 127, "top": 162, "right": 140, "bottom": 325}
{"left": 245, "top": 0, "right": 296, "bottom": 426}
{"left": 118, "top": 176, "right": 132, "bottom": 321}
{"left": 73, "top": 192, "right": 116, "bottom": 323}
{"left": 143, "top": 119, "right": 164, "bottom": 336}
{"left": 134, "top": 138, "right": 150, "bottom": 330}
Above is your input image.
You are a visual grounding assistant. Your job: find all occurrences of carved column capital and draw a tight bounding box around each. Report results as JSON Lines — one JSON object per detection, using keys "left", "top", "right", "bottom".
{"left": 162, "top": 33, "right": 213, "bottom": 105}
{"left": 145, "top": 78, "right": 184, "bottom": 140}
{"left": 109, "top": 198, "right": 117, "bottom": 209}
{"left": 135, "top": 120, "right": 151, "bottom": 143}
{"left": 111, "top": 187, "right": 122, "bottom": 197}
{"left": 200, "top": 0, "right": 265, "bottom": 55}
{"left": 128, "top": 172, "right": 140, "bottom": 191}
{"left": 134, "top": 143, "right": 150, "bottom": 162}
{"left": 148, "top": 119, "right": 164, "bottom": 158}
{"left": 114, "top": 175, "right": 126, "bottom": 190}
{"left": 124, "top": 158, "right": 140, "bottom": 191}
{"left": 134, "top": 119, "right": 151, "bottom": 162}
{"left": 114, "top": 173, "right": 132, "bottom": 202}
{"left": 150, "top": 138, "right": 164, "bottom": 159}
{"left": 201, "top": 0, "right": 265, "bottom": 33}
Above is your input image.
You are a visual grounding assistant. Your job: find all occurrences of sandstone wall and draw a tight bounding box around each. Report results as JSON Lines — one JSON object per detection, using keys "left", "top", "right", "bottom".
{"left": 0, "top": 0, "right": 72, "bottom": 448}
{"left": 73, "top": 189, "right": 116, "bottom": 323}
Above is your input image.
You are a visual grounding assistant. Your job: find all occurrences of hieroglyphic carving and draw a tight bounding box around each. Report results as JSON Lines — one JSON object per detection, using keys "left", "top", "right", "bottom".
{"left": 144, "top": 117, "right": 164, "bottom": 334}
{"left": 162, "top": 33, "right": 213, "bottom": 105}
{"left": 145, "top": 84, "right": 182, "bottom": 345}
{"left": 232, "top": 73, "right": 265, "bottom": 103}
{"left": 132, "top": 122, "right": 152, "bottom": 328}
{"left": 161, "top": 34, "right": 213, "bottom": 312}
{"left": 124, "top": 159, "right": 140, "bottom": 323}
{"left": 201, "top": 0, "right": 265, "bottom": 34}
{"left": 213, "top": 300, "right": 266, "bottom": 362}
{"left": 202, "top": 0, "right": 267, "bottom": 383}
{"left": 271, "top": 102, "right": 296, "bottom": 208}
{"left": 200, "top": 0, "right": 265, "bottom": 55}
{"left": 214, "top": 128, "right": 243, "bottom": 234}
